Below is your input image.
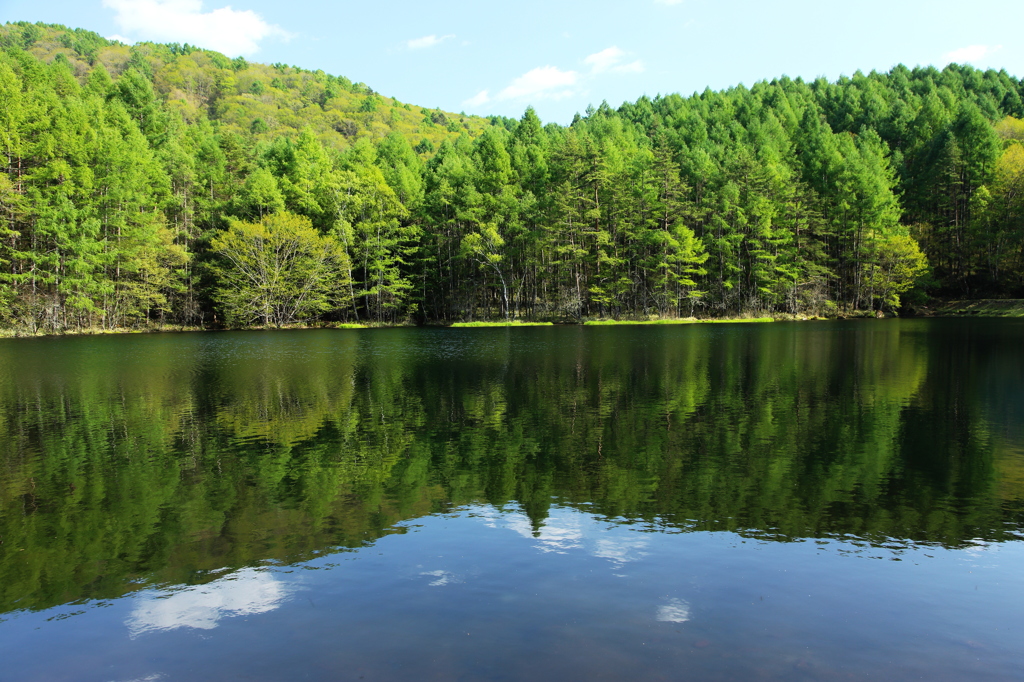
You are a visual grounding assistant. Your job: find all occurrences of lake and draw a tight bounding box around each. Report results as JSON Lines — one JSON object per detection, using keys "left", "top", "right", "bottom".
{"left": 0, "top": 320, "right": 1022, "bottom": 681}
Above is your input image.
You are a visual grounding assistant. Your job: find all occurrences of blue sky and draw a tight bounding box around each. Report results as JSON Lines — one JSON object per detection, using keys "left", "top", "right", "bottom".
{"left": 2, "top": 0, "right": 1022, "bottom": 124}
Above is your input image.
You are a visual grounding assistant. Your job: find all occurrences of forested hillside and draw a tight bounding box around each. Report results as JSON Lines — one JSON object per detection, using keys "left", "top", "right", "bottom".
{"left": 2, "top": 21, "right": 1023, "bottom": 331}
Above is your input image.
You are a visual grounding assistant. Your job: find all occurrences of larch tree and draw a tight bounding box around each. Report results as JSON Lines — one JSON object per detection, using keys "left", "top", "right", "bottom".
{"left": 210, "top": 212, "right": 350, "bottom": 327}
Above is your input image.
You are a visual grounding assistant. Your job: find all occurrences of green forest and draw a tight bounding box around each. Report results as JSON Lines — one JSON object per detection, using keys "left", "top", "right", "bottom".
{"left": 1, "top": 21, "right": 1024, "bottom": 331}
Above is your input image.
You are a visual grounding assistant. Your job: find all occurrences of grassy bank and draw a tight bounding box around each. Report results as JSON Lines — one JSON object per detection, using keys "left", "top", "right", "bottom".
{"left": 449, "top": 321, "right": 554, "bottom": 328}
{"left": 17, "top": 303, "right": 1024, "bottom": 339}
{"left": 4, "top": 318, "right": 793, "bottom": 338}
{"left": 584, "top": 317, "right": 775, "bottom": 326}
{"left": 0, "top": 324, "right": 207, "bottom": 338}
{"left": 0, "top": 322, "right": 376, "bottom": 338}
{"left": 919, "top": 299, "right": 1024, "bottom": 317}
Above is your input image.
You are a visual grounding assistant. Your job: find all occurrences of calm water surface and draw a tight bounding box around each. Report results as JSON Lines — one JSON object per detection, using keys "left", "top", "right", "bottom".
{"left": 0, "top": 320, "right": 1022, "bottom": 681}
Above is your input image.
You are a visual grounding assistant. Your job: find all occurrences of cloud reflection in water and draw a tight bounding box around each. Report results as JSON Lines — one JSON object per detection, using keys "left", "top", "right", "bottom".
{"left": 127, "top": 567, "right": 285, "bottom": 637}
{"left": 493, "top": 505, "right": 650, "bottom": 564}
{"left": 656, "top": 598, "right": 692, "bottom": 623}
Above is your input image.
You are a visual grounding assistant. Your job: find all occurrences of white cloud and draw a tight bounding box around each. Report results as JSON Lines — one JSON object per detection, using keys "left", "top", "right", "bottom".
{"left": 585, "top": 46, "right": 625, "bottom": 74}
{"left": 613, "top": 60, "right": 645, "bottom": 74}
{"left": 496, "top": 65, "right": 580, "bottom": 101}
{"left": 102, "top": 0, "right": 290, "bottom": 56}
{"left": 467, "top": 47, "right": 642, "bottom": 110}
{"left": 407, "top": 34, "right": 455, "bottom": 50}
{"left": 105, "top": 34, "right": 135, "bottom": 44}
{"left": 943, "top": 44, "right": 1002, "bottom": 64}
{"left": 584, "top": 46, "right": 645, "bottom": 75}
{"left": 463, "top": 89, "right": 491, "bottom": 108}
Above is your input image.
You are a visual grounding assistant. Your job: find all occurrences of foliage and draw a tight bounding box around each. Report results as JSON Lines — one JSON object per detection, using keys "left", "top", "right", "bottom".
{"left": 209, "top": 212, "right": 350, "bottom": 326}
{"left": 863, "top": 234, "right": 930, "bottom": 309}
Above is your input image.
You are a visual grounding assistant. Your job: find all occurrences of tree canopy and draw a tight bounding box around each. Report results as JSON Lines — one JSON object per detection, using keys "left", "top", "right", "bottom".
{"left": 210, "top": 212, "right": 350, "bottom": 327}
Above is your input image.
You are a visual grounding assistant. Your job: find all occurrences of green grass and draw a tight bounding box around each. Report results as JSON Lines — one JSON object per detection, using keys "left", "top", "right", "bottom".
{"left": 0, "top": 324, "right": 209, "bottom": 338}
{"left": 584, "top": 317, "right": 774, "bottom": 326}
{"left": 928, "top": 299, "right": 1024, "bottom": 317}
{"left": 706, "top": 317, "right": 775, "bottom": 324}
{"left": 450, "top": 321, "right": 554, "bottom": 328}
{"left": 584, "top": 318, "right": 695, "bottom": 326}
{"left": 330, "top": 323, "right": 369, "bottom": 329}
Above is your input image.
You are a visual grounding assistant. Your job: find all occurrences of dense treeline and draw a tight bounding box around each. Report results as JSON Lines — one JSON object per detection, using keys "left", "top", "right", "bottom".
{"left": 2, "top": 22, "right": 1024, "bottom": 331}
{"left": 2, "top": 322, "right": 1021, "bottom": 612}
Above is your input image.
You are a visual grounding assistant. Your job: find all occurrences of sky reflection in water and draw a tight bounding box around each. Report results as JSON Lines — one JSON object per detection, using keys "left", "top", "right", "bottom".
{"left": 127, "top": 567, "right": 287, "bottom": 637}
{"left": 4, "top": 502, "right": 1021, "bottom": 681}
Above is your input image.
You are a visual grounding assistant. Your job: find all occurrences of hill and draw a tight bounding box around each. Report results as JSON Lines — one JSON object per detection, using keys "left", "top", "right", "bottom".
{"left": 0, "top": 21, "right": 490, "bottom": 153}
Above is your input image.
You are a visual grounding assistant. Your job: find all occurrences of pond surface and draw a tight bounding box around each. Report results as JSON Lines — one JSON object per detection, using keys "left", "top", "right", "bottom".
{"left": 1, "top": 320, "right": 1023, "bottom": 681}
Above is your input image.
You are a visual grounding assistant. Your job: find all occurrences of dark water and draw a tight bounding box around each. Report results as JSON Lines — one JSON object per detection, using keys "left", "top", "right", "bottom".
{"left": 1, "top": 320, "right": 1022, "bottom": 681}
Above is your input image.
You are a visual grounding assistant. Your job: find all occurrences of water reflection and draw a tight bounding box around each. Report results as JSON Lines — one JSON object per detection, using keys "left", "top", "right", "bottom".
{"left": 1, "top": 501, "right": 1023, "bottom": 682}
{"left": 492, "top": 505, "right": 651, "bottom": 565}
{"left": 127, "top": 568, "right": 286, "bottom": 637}
{"left": 656, "top": 598, "right": 692, "bottom": 623}
{"left": 0, "top": 320, "right": 1022, "bottom": 618}
{"left": 418, "top": 570, "right": 459, "bottom": 587}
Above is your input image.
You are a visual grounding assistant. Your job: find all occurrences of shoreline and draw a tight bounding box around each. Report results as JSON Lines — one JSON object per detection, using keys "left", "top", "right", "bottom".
{"left": 583, "top": 317, "right": 776, "bottom": 326}
{"left": 912, "top": 299, "right": 1024, "bottom": 318}
{"left": 3, "top": 301, "right": 1022, "bottom": 339}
